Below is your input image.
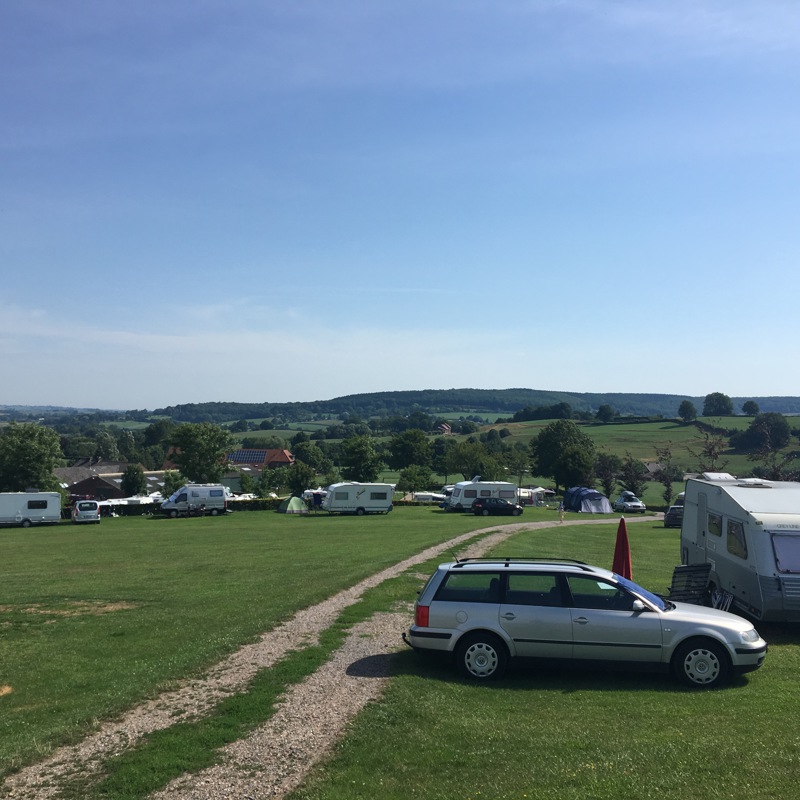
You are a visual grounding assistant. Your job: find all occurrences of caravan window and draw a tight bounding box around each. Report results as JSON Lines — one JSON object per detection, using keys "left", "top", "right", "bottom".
{"left": 499, "top": 490, "right": 516, "bottom": 499}
{"left": 27, "top": 499, "right": 48, "bottom": 509}
{"left": 772, "top": 533, "right": 800, "bottom": 573}
{"left": 370, "top": 492, "right": 388, "bottom": 500}
{"left": 727, "top": 519, "right": 748, "bottom": 560}
{"left": 707, "top": 512, "right": 722, "bottom": 538}
{"left": 464, "top": 490, "right": 478, "bottom": 499}
{"left": 772, "top": 533, "right": 800, "bottom": 572}
{"left": 334, "top": 491, "right": 349, "bottom": 500}
{"left": 479, "top": 489, "right": 492, "bottom": 497}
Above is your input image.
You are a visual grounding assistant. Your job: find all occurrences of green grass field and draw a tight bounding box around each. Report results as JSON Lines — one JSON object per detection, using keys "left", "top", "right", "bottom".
{"left": 292, "top": 521, "right": 800, "bottom": 800}
{"left": 0, "top": 508, "right": 517, "bottom": 779}
{"left": 3, "top": 508, "right": 798, "bottom": 800}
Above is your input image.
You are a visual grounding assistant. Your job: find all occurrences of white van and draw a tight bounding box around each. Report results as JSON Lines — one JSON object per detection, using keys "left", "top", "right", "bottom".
{"left": 321, "top": 482, "right": 394, "bottom": 515}
{"left": 681, "top": 472, "right": 800, "bottom": 622}
{"left": 160, "top": 484, "right": 228, "bottom": 517}
{"left": 444, "top": 478, "right": 518, "bottom": 512}
{"left": 0, "top": 492, "right": 62, "bottom": 528}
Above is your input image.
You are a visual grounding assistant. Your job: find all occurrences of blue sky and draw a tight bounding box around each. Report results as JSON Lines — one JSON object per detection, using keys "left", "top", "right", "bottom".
{"left": 3, "top": 1, "right": 800, "bottom": 410}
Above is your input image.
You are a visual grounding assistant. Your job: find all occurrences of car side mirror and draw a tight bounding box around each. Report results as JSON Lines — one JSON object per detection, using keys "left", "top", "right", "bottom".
{"left": 632, "top": 599, "right": 647, "bottom": 612}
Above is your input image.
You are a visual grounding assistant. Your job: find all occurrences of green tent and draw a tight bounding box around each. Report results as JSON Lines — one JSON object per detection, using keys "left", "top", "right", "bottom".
{"left": 277, "top": 496, "right": 308, "bottom": 514}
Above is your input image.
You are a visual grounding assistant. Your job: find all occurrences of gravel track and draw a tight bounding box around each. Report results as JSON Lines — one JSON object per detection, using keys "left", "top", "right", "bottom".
{"left": 2, "top": 517, "right": 656, "bottom": 800}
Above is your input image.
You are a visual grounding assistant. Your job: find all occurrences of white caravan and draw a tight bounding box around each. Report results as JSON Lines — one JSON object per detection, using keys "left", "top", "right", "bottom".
{"left": 681, "top": 472, "right": 800, "bottom": 622}
{"left": 0, "top": 492, "right": 62, "bottom": 528}
{"left": 321, "top": 482, "right": 394, "bottom": 515}
{"left": 444, "top": 477, "right": 519, "bottom": 512}
{"left": 160, "top": 484, "right": 228, "bottom": 517}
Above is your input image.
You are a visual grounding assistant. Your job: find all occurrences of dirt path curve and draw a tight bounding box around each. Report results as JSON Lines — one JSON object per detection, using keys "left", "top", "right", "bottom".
{"left": 2, "top": 516, "right": 659, "bottom": 800}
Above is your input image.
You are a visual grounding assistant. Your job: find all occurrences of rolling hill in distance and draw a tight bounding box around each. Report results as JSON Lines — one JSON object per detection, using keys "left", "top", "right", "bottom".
{"left": 5, "top": 389, "right": 792, "bottom": 422}
{"left": 4, "top": 389, "right": 800, "bottom": 424}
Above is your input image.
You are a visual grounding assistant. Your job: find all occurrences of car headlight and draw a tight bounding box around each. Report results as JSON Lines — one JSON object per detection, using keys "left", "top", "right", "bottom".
{"left": 740, "top": 628, "right": 760, "bottom": 643}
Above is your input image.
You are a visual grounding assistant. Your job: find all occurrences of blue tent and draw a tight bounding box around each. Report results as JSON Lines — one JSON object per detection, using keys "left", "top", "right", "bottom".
{"left": 563, "top": 487, "right": 613, "bottom": 514}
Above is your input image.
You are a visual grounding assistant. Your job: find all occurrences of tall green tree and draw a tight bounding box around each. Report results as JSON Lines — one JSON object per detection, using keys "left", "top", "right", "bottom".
{"left": 161, "top": 470, "right": 183, "bottom": 498}
{"left": 688, "top": 430, "right": 729, "bottom": 473}
{"left": 340, "top": 436, "right": 384, "bottom": 482}
{"left": 678, "top": 400, "right": 697, "bottom": 423}
{"left": 397, "top": 465, "right": 433, "bottom": 494}
{"left": 386, "top": 429, "right": 433, "bottom": 471}
{"left": 170, "top": 423, "right": 234, "bottom": 483}
{"left": 595, "top": 404, "right": 616, "bottom": 423}
{"left": 741, "top": 400, "right": 760, "bottom": 416}
{"left": 284, "top": 462, "right": 318, "bottom": 495}
{"left": 617, "top": 452, "right": 648, "bottom": 498}
{"left": 653, "top": 444, "right": 682, "bottom": 506}
{"left": 446, "top": 441, "right": 503, "bottom": 481}
{"left": 595, "top": 452, "right": 622, "bottom": 499}
{"left": 95, "top": 431, "right": 120, "bottom": 461}
{"left": 121, "top": 464, "right": 148, "bottom": 497}
{"left": 703, "top": 392, "right": 733, "bottom": 416}
{"left": 530, "top": 420, "right": 595, "bottom": 493}
{"left": 0, "top": 422, "right": 63, "bottom": 492}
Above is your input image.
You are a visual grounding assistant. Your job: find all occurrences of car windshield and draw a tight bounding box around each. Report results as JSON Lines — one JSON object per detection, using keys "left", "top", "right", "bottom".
{"left": 613, "top": 574, "right": 666, "bottom": 611}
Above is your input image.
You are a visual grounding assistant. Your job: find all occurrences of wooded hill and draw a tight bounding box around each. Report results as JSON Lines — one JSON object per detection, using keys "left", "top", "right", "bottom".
{"left": 140, "top": 389, "right": 800, "bottom": 424}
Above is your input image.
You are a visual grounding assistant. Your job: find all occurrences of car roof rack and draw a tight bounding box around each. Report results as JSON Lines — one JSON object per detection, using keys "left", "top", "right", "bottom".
{"left": 452, "top": 557, "right": 592, "bottom": 571}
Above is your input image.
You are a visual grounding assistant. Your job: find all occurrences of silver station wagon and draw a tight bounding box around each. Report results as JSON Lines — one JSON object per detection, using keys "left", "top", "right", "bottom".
{"left": 404, "top": 558, "right": 767, "bottom": 688}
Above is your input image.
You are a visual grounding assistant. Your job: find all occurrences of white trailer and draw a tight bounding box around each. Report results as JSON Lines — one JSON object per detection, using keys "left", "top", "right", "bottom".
{"left": 0, "top": 492, "right": 62, "bottom": 528}
{"left": 680, "top": 472, "right": 800, "bottom": 622}
{"left": 160, "top": 484, "right": 229, "bottom": 517}
{"left": 321, "top": 482, "right": 394, "bottom": 515}
{"left": 444, "top": 477, "right": 518, "bottom": 512}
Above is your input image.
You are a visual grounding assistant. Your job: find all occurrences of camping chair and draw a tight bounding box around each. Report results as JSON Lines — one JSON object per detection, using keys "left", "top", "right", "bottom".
{"left": 666, "top": 564, "right": 711, "bottom": 605}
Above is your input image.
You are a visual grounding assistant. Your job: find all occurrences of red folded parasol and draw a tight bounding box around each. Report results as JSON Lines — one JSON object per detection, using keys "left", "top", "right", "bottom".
{"left": 612, "top": 516, "right": 632, "bottom": 579}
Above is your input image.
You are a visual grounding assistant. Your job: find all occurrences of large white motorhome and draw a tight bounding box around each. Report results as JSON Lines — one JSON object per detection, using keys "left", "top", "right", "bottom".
{"left": 321, "top": 482, "right": 394, "bottom": 515}
{"left": 160, "top": 484, "right": 228, "bottom": 517}
{"left": 0, "top": 492, "right": 62, "bottom": 528}
{"left": 681, "top": 472, "right": 800, "bottom": 622}
{"left": 444, "top": 477, "right": 518, "bottom": 512}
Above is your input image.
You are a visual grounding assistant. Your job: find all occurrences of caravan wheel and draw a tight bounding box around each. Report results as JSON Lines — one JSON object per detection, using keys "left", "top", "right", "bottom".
{"left": 209, "top": 508, "right": 219, "bottom": 516}
{"left": 355, "top": 507, "right": 366, "bottom": 516}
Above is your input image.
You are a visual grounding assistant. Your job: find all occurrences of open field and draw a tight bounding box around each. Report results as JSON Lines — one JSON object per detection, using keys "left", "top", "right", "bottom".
{"left": 0, "top": 508, "right": 540, "bottom": 779}
{"left": 4, "top": 508, "right": 799, "bottom": 800}
{"left": 293, "top": 521, "right": 800, "bottom": 800}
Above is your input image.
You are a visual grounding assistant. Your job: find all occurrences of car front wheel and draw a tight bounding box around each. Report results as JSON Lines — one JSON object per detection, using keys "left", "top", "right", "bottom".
{"left": 455, "top": 633, "right": 508, "bottom": 680}
{"left": 672, "top": 639, "right": 730, "bottom": 688}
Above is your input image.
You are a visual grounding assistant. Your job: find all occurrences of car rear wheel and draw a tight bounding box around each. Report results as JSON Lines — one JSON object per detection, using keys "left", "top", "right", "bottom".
{"left": 455, "top": 633, "right": 508, "bottom": 680}
{"left": 672, "top": 638, "right": 730, "bottom": 688}
{"left": 481, "top": 509, "right": 489, "bottom": 516}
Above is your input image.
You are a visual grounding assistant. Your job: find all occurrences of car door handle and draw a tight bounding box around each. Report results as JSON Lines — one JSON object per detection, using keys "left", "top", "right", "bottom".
{"left": 501, "top": 613, "right": 516, "bottom": 620}
{"left": 573, "top": 617, "right": 589, "bottom": 625}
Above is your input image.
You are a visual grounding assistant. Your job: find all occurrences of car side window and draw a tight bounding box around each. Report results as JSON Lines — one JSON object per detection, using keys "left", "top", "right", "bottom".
{"left": 566, "top": 576, "right": 635, "bottom": 611}
{"left": 435, "top": 572, "right": 502, "bottom": 603}
{"left": 505, "top": 573, "right": 564, "bottom": 606}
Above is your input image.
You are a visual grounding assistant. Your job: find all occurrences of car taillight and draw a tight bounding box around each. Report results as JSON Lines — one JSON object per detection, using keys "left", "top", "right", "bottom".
{"left": 415, "top": 604, "right": 429, "bottom": 627}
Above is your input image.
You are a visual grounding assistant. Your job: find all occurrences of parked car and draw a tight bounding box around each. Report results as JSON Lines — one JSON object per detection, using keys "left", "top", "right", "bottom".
{"left": 471, "top": 497, "right": 523, "bottom": 517}
{"left": 404, "top": 558, "right": 767, "bottom": 688}
{"left": 72, "top": 499, "right": 101, "bottom": 524}
{"left": 613, "top": 491, "right": 646, "bottom": 513}
{"left": 664, "top": 505, "right": 684, "bottom": 528}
